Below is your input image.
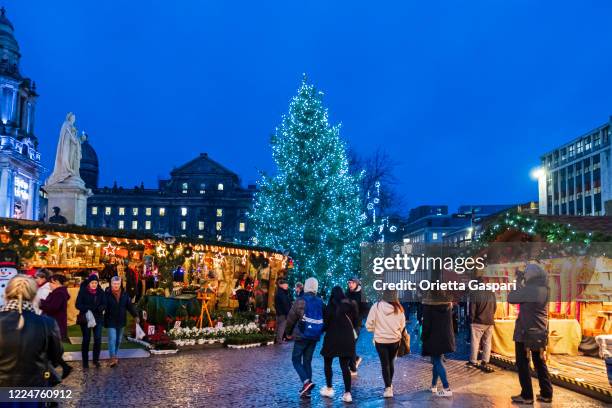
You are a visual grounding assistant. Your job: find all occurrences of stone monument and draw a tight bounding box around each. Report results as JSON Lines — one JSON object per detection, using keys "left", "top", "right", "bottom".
{"left": 43, "top": 112, "right": 91, "bottom": 225}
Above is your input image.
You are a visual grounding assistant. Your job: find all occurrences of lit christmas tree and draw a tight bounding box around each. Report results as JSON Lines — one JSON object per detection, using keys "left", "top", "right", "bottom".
{"left": 250, "top": 76, "right": 369, "bottom": 292}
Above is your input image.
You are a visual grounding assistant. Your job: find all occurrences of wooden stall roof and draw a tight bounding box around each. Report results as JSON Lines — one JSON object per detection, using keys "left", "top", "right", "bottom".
{"left": 0, "top": 217, "right": 283, "bottom": 254}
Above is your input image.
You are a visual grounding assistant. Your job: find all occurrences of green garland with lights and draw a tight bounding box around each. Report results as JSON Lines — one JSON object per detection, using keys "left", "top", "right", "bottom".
{"left": 479, "top": 212, "right": 612, "bottom": 244}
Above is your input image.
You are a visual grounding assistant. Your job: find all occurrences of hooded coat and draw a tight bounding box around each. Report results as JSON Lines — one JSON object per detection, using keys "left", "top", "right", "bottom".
{"left": 40, "top": 286, "right": 70, "bottom": 339}
{"left": 421, "top": 302, "right": 455, "bottom": 356}
{"left": 508, "top": 266, "right": 549, "bottom": 344}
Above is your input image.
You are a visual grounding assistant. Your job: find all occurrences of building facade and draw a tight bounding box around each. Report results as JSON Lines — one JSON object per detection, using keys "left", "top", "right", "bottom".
{"left": 538, "top": 118, "right": 612, "bottom": 216}
{"left": 0, "top": 9, "right": 43, "bottom": 220}
{"left": 87, "top": 153, "right": 255, "bottom": 243}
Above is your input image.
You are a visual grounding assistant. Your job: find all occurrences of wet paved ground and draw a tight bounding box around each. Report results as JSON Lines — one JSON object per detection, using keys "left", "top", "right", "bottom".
{"left": 57, "top": 322, "right": 607, "bottom": 407}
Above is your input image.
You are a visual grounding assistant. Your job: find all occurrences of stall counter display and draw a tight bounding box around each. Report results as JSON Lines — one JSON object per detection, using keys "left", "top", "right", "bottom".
{"left": 492, "top": 318, "right": 582, "bottom": 357}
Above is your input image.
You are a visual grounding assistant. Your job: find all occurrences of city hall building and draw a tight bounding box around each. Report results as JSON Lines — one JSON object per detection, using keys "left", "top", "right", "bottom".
{"left": 537, "top": 118, "right": 612, "bottom": 216}
{"left": 0, "top": 9, "right": 44, "bottom": 220}
{"left": 86, "top": 152, "right": 256, "bottom": 243}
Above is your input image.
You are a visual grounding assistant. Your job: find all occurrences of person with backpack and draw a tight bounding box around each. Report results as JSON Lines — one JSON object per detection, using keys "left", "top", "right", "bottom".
{"left": 285, "top": 277, "right": 325, "bottom": 398}
{"left": 319, "top": 286, "right": 359, "bottom": 403}
{"left": 366, "top": 289, "right": 406, "bottom": 398}
{"left": 508, "top": 263, "right": 553, "bottom": 404}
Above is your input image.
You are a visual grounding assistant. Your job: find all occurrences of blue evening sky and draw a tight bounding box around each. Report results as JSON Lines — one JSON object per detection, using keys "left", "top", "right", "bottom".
{"left": 9, "top": 1, "right": 612, "bottom": 214}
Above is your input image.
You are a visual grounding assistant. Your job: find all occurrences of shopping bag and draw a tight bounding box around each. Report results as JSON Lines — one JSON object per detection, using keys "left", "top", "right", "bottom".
{"left": 135, "top": 323, "right": 146, "bottom": 340}
{"left": 85, "top": 310, "right": 96, "bottom": 328}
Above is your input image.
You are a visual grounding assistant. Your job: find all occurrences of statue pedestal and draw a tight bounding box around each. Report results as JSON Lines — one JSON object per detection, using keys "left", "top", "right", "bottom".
{"left": 43, "top": 177, "right": 91, "bottom": 226}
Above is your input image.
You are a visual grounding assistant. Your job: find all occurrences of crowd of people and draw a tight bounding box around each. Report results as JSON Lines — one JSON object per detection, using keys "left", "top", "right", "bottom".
{"left": 275, "top": 264, "right": 554, "bottom": 405}
{"left": 0, "top": 262, "right": 554, "bottom": 406}
{"left": 0, "top": 268, "right": 139, "bottom": 392}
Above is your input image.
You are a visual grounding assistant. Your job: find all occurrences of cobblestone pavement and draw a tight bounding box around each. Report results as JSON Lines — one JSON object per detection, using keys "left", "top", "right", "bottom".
{"left": 58, "top": 324, "right": 606, "bottom": 407}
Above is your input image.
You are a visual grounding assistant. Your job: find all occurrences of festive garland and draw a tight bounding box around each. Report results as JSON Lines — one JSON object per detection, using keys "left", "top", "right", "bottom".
{"left": 478, "top": 212, "right": 612, "bottom": 244}
{"left": 0, "top": 227, "right": 38, "bottom": 261}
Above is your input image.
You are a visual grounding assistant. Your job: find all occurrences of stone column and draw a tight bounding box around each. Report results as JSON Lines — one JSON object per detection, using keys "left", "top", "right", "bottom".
{"left": 0, "top": 166, "right": 10, "bottom": 217}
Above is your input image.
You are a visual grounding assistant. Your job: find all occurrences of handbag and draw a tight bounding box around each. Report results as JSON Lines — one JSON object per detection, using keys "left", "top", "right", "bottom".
{"left": 344, "top": 314, "right": 358, "bottom": 340}
{"left": 397, "top": 327, "right": 411, "bottom": 357}
{"left": 524, "top": 327, "right": 548, "bottom": 350}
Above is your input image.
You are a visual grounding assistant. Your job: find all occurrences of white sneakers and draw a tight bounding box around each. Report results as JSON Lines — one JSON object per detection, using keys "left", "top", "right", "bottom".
{"left": 319, "top": 386, "right": 334, "bottom": 398}
{"left": 383, "top": 386, "right": 394, "bottom": 398}
{"left": 342, "top": 392, "right": 353, "bottom": 403}
{"left": 436, "top": 388, "right": 453, "bottom": 398}
{"left": 431, "top": 386, "right": 438, "bottom": 394}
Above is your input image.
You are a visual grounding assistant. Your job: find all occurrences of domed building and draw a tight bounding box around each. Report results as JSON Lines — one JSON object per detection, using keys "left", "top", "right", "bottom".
{"left": 0, "top": 8, "right": 43, "bottom": 220}
{"left": 79, "top": 133, "right": 99, "bottom": 189}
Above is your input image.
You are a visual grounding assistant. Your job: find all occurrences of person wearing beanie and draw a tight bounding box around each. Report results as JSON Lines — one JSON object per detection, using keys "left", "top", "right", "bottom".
{"left": 346, "top": 276, "right": 369, "bottom": 374}
{"left": 0, "top": 275, "right": 63, "bottom": 387}
{"left": 285, "top": 277, "right": 325, "bottom": 398}
{"left": 366, "top": 289, "right": 406, "bottom": 398}
{"left": 508, "top": 263, "right": 552, "bottom": 404}
{"left": 76, "top": 274, "right": 106, "bottom": 368}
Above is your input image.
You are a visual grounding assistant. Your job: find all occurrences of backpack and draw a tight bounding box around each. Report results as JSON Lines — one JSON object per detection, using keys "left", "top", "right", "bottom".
{"left": 299, "top": 295, "right": 324, "bottom": 340}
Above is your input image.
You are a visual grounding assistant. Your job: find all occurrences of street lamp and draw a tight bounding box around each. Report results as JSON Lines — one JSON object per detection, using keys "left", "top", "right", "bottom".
{"left": 530, "top": 167, "right": 545, "bottom": 180}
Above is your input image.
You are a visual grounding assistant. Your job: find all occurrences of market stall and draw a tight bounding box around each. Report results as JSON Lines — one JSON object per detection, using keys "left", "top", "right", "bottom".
{"left": 0, "top": 218, "right": 288, "bottom": 328}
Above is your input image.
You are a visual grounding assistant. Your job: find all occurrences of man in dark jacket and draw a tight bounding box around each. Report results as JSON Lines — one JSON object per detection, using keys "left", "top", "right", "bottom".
{"left": 274, "top": 279, "right": 291, "bottom": 344}
{"left": 508, "top": 263, "right": 553, "bottom": 404}
{"left": 467, "top": 279, "right": 496, "bottom": 372}
{"left": 105, "top": 276, "right": 139, "bottom": 367}
{"left": 285, "top": 277, "right": 324, "bottom": 398}
{"left": 346, "top": 277, "right": 368, "bottom": 373}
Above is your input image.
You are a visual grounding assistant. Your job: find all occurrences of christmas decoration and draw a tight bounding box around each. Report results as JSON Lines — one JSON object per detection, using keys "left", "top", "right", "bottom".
{"left": 478, "top": 212, "right": 612, "bottom": 244}
{"left": 250, "top": 76, "right": 369, "bottom": 291}
{"left": 102, "top": 243, "right": 116, "bottom": 256}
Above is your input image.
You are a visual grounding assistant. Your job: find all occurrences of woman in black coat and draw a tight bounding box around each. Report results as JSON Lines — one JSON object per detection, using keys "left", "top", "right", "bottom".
{"left": 319, "top": 286, "right": 359, "bottom": 403}
{"left": 422, "top": 298, "right": 455, "bottom": 397}
{"left": 75, "top": 274, "right": 106, "bottom": 368}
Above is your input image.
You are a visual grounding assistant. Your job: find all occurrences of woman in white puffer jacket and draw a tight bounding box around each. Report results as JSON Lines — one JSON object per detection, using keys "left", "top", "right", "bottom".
{"left": 365, "top": 289, "right": 406, "bottom": 398}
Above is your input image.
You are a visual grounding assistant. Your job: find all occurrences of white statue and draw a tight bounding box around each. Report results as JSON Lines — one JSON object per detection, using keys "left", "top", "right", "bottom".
{"left": 47, "top": 112, "right": 83, "bottom": 185}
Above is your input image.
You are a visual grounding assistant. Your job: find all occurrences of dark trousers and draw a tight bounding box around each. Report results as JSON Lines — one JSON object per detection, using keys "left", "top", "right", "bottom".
{"left": 80, "top": 323, "right": 103, "bottom": 364}
{"left": 375, "top": 341, "right": 400, "bottom": 388}
{"left": 291, "top": 339, "right": 317, "bottom": 383}
{"left": 515, "top": 342, "right": 553, "bottom": 399}
{"left": 349, "top": 328, "right": 360, "bottom": 371}
{"left": 324, "top": 356, "right": 352, "bottom": 392}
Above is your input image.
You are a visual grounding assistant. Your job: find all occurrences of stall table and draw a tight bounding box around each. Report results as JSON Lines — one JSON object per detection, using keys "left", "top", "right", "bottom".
{"left": 492, "top": 318, "right": 582, "bottom": 357}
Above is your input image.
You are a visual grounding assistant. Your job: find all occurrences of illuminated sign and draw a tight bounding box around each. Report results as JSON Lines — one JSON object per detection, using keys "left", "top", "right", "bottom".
{"left": 14, "top": 176, "right": 29, "bottom": 200}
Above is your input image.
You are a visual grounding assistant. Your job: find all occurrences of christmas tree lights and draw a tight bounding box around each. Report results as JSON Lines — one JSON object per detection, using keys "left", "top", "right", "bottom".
{"left": 250, "top": 76, "right": 369, "bottom": 292}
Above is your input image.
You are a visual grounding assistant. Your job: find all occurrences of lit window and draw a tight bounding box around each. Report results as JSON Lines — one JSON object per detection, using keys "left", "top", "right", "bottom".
{"left": 182, "top": 182, "right": 188, "bottom": 194}
{"left": 217, "top": 183, "right": 224, "bottom": 191}
{"left": 145, "top": 220, "right": 151, "bottom": 230}
{"left": 432, "top": 233, "right": 438, "bottom": 240}
{"left": 119, "top": 207, "right": 125, "bottom": 216}
{"left": 159, "top": 207, "right": 165, "bottom": 216}
{"left": 216, "top": 208, "right": 223, "bottom": 217}
{"left": 239, "top": 222, "right": 246, "bottom": 232}
{"left": 181, "top": 207, "right": 188, "bottom": 216}
{"left": 118, "top": 220, "right": 124, "bottom": 229}
{"left": 105, "top": 207, "right": 112, "bottom": 215}
{"left": 198, "top": 235, "right": 203, "bottom": 239}
{"left": 91, "top": 207, "right": 98, "bottom": 215}
{"left": 181, "top": 221, "right": 187, "bottom": 230}
{"left": 132, "top": 220, "right": 138, "bottom": 230}
{"left": 198, "top": 221, "right": 205, "bottom": 230}
{"left": 145, "top": 207, "right": 152, "bottom": 216}
{"left": 132, "top": 207, "right": 138, "bottom": 216}
{"left": 200, "top": 190, "right": 205, "bottom": 194}
{"left": 200, "top": 183, "right": 206, "bottom": 194}
{"left": 216, "top": 221, "right": 222, "bottom": 231}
